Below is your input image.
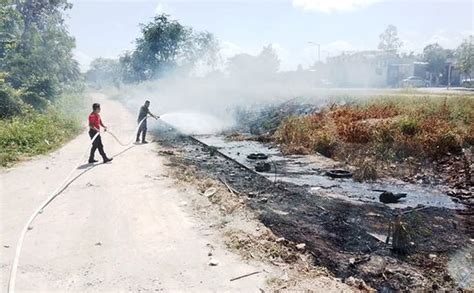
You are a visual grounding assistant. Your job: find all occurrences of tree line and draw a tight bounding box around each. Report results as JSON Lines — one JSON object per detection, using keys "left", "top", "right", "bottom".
{"left": 86, "top": 14, "right": 218, "bottom": 86}
{"left": 0, "top": 0, "right": 80, "bottom": 117}
{"left": 371, "top": 25, "right": 471, "bottom": 85}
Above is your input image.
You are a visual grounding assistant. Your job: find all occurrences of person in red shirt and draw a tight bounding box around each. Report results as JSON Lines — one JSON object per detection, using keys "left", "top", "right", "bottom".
{"left": 88, "top": 103, "right": 113, "bottom": 164}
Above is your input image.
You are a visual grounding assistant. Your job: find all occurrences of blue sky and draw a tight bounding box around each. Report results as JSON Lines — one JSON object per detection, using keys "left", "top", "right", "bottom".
{"left": 67, "top": 0, "right": 473, "bottom": 71}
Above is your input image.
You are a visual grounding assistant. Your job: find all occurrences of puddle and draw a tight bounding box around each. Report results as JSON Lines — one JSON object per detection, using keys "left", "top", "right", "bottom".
{"left": 197, "top": 135, "right": 463, "bottom": 210}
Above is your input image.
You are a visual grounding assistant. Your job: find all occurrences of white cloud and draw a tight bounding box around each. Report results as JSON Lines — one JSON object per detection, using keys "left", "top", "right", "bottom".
{"left": 292, "top": 0, "right": 383, "bottom": 13}
{"left": 426, "top": 30, "right": 470, "bottom": 49}
{"left": 400, "top": 30, "right": 472, "bottom": 53}
{"left": 219, "top": 41, "right": 245, "bottom": 60}
{"left": 325, "top": 40, "right": 357, "bottom": 52}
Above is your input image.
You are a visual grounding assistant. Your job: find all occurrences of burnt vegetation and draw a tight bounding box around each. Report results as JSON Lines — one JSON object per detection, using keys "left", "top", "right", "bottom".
{"left": 154, "top": 124, "right": 473, "bottom": 291}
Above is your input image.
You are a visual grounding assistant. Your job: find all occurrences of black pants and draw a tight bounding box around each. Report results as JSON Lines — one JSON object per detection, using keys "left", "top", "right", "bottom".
{"left": 136, "top": 120, "right": 147, "bottom": 142}
{"left": 89, "top": 129, "right": 107, "bottom": 162}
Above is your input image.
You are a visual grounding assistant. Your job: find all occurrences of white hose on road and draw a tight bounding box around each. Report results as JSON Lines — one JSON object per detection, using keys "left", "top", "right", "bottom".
{"left": 7, "top": 115, "right": 154, "bottom": 293}
{"left": 107, "top": 115, "right": 155, "bottom": 146}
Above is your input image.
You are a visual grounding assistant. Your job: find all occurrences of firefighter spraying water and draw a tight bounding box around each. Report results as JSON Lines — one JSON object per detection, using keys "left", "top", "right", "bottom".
{"left": 136, "top": 100, "right": 159, "bottom": 144}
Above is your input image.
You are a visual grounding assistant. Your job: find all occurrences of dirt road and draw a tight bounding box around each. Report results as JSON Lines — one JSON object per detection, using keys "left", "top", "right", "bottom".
{"left": 0, "top": 94, "right": 271, "bottom": 291}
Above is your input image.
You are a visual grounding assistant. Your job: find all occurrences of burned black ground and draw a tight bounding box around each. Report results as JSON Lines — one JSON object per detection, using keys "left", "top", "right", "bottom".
{"left": 153, "top": 126, "right": 473, "bottom": 291}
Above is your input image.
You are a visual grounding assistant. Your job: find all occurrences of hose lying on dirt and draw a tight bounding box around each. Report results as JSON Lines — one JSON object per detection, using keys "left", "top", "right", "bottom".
{"left": 7, "top": 115, "right": 154, "bottom": 293}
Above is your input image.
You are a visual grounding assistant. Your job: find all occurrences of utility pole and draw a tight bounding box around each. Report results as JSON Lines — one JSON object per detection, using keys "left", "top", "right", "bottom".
{"left": 447, "top": 63, "right": 451, "bottom": 89}
{"left": 446, "top": 58, "right": 454, "bottom": 90}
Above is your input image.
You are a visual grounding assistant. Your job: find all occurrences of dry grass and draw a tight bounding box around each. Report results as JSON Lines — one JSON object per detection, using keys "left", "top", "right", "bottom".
{"left": 275, "top": 96, "right": 473, "bottom": 162}
{"left": 353, "top": 159, "right": 378, "bottom": 182}
{"left": 224, "top": 229, "right": 331, "bottom": 280}
{"left": 167, "top": 161, "right": 246, "bottom": 215}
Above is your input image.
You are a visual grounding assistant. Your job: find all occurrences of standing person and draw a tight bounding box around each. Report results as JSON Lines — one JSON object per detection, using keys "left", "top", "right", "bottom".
{"left": 136, "top": 100, "right": 158, "bottom": 144}
{"left": 88, "top": 103, "right": 113, "bottom": 164}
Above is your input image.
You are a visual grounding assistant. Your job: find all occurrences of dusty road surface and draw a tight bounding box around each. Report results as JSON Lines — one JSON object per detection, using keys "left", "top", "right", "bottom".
{"left": 0, "top": 94, "right": 274, "bottom": 292}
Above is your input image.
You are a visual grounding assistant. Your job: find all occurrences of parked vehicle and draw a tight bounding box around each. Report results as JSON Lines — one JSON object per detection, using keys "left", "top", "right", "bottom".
{"left": 461, "top": 78, "right": 473, "bottom": 88}
{"left": 402, "top": 76, "right": 430, "bottom": 87}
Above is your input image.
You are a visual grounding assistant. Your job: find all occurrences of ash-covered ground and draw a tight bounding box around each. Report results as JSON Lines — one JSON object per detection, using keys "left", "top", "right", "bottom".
{"left": 152, "top": 123, "right": 473, "bottom": 291}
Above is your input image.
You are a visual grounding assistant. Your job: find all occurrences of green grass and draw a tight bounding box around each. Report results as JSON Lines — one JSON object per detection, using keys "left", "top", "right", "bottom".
{"left": 0, "top": 93, "right": 86, "bottom": 167}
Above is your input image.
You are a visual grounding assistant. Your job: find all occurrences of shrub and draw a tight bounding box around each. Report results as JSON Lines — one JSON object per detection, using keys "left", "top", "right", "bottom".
{"left": 314, "top": 130, "right": 338, "bottom": 157}
{"left": 274, "top": 115, "right": 320, "bottom": 150}
{"left": 0, "top": 85, "right": 22, "bottom": 118}
{"left": 353, "top": 160, "right": 378, "bottom": 182}
{"left": 373, "top": 121, "right": 397, "bottom": 159}
{"left": 393, "top": 136, "right": 422, "bottom": 159}
{"left": 417, "top": 118, "right": 462, "bottom": 158}
{"left": 398, "top": 117, "right": 418, "bottom": 136}
{"left": 19, "top": 91, "right": 49, "bottom": 110}
{"left": 0, "top": 109, "right": 81, "bottom": 166}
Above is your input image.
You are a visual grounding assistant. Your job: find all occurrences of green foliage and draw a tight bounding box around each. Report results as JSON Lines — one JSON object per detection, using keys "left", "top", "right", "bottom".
{"left": 0, "top": 0, "right": 79, "bottom": 116}
{"left": 118, "top": 14, "right": 218, "bottom": 83}
{"left": 0, "top": 82, "right": 23, "bottom": 118}
{"left": 0, "top": 107, "right": 81, "bottom": 166}
{"left": 456, "top": 36, "right": 474, "bottom": 77}
{"left": 0, "top": 0, "right": 85, "bottom": 166}
{"left": 398, "top": 117, "right": 418, "bottom": 136}
{"left": 0, "top": 2, "right": 23, "bottom": 61}
{"left": 86, "top": 58, "right": 121, "bottom": 87}
{"left": 423, "top": 43, "right": 453, "bottom": 85}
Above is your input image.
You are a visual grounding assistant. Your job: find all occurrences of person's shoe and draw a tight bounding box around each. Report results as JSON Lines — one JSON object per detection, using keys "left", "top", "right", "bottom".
{"left": 141, "top": 140, "right": 149, "bottom": 144}
{"left": 103, "top": 158, "right": 113, "bottom": 163}
{"left": 88, "top": 159, "right": 98, "bottom": 164}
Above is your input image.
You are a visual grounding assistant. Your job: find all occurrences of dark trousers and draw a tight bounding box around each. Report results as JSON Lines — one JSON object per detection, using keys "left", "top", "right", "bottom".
{"left": 136, "top": 120, "right": 147, "bottom": 142}
{"left": 89, "top": 129, "right": 107, "bottom": 161}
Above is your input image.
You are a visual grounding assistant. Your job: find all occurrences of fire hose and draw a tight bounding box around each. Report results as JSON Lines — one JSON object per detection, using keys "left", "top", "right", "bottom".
{"left": 7, "top": 115, "right": 155, "bottom": 293}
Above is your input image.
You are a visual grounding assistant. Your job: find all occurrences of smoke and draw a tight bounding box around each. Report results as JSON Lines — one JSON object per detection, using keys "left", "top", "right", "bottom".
{"left": 110, "top": 46, "right": 391, "bottom": 135}
{"left": 113, "top": 71, "right": 328, "bottom": 135}
{"left": 160, "top": 111, "right": 233, "bottom": 135}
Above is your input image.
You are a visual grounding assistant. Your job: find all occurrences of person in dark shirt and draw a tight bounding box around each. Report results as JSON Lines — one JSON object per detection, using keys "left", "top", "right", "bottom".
{"left": 88, "top": 103, "right": 113, "bottom": 164}
{"left": 136, "top": 100, "right": 158, "bottom": 144}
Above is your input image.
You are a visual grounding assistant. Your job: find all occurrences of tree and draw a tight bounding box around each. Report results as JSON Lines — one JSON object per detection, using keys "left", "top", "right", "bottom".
{"left": 257, "top": 45, "right": 280, "bottom": 74}
{"left": 227, "top": 45, "right": 280, "bottom": 80}
{"left": 0, "top": 2, "right": 23, "bottom": 61}
{"left": 378, "top": 25, "right": 402, "bottom": 54}
{"left": 0, "top": 0, "right": 79, "bottom": 111}
{"left": 86, "top": 58, "right": 121, "bottom": 87}
{"left": 456, "top": 36, "right": 474, "bottom": 78}
{"left": 423, "top": 43, "right": 450, "bottom": 85}
{"left": 119, "top": 14, "right": 218, "bottom": 83}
